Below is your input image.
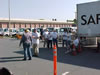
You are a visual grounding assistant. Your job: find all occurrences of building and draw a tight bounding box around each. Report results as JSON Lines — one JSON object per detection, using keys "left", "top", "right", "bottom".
{"left": 0, "top": 18, "right": 76, "bottom": 29}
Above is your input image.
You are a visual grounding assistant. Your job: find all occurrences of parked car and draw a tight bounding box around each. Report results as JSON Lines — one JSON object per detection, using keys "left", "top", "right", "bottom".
{"left": 17, "top": 28, "right": 25, "bottom": 35}
{"left": 3, "top": 28, "right": 9, "bottom": 36}
{"left": 0, "top": 28, "right": 3, "bottom": 36}
{"left": 9, "top": 28, "right": 18, "bottom": 37}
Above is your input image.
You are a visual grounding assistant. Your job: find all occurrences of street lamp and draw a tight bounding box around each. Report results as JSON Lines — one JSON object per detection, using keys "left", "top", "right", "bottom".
{"left": 8, "top": 0, "right": 11, "bottom": 28}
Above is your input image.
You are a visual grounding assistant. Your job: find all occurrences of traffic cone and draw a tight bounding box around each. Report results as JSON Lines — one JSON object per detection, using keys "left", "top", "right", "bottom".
{"left": 77, "top": 43, "right": 82, "bottom": 53}
{"left": 53, "top": 45, "right": 57, "bottom": 75}
{"left": 72, "top": 44, "right": 77, "bottom": 56}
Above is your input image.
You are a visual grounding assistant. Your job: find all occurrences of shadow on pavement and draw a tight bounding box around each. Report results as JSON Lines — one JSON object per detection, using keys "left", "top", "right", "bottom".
{"left": 0, "top": 56, "right": 24, "bottom": 63}
{"left": 7, "top": 46, "right": 100, "bottom": 70}
{"left": 38, "top": 47, "right": 100, "bottom": 70}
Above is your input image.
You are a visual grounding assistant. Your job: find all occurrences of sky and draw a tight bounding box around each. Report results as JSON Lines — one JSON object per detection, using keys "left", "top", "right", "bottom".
{"left": 0, "top": 0, "right": 99, "bottom": 21}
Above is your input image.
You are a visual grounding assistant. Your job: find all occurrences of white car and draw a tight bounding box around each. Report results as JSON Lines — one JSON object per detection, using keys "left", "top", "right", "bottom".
{"left": 3, "top": 28, "right": 9, "bottom": 36}
{"left": 0, "top": 28, "right": 3, "bottom": 36}
{"left": 9, "top": 28, "right": 18, "bottom": 37}
{"left": 17, "top": 28, "right": 25, "bottom": 35}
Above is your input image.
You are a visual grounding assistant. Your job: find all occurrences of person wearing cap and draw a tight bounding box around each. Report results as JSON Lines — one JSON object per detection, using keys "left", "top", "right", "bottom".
{"left": 19, "top": 29, "right": 32, "bottom": 60}
{"left": 43, "top": 29, "right": 49, "bottom": 48}
{"left": 32, "top": 29, "right": 40, "bottom": 56}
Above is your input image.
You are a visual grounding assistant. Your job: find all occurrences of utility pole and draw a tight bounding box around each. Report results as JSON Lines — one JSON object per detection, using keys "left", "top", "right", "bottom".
{"left": 8, "top": 0, "right": 11, "bottom": 28}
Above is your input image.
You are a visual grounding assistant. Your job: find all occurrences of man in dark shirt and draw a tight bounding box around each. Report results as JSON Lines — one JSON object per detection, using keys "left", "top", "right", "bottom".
{"left": 19, "top": 29, "right": 32, "bottom": 60}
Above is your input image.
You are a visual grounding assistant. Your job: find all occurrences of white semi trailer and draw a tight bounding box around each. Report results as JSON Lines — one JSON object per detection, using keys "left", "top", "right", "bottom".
{"left": 77, "top": 1, "right": 100, "bottom": 37}
{"left": 77, "top": 1, "right": 100, "bottom": 45}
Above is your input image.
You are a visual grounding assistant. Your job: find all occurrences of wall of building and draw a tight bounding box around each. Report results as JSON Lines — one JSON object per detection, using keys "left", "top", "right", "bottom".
{"left": 2, "top": 23, "right": 8, "bottom": 28}
{"left": 0, "top": 22, "right": 74, "bottom": 29}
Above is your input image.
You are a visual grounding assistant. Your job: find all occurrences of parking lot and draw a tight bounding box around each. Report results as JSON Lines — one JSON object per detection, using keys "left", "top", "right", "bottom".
{"left": 0, "top": 37, "right": 100, "bottom": 75}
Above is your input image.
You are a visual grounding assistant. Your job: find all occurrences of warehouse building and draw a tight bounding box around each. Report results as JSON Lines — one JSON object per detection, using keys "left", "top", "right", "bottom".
{"left": 0, "top": 18, "right": 76, "bottom": 29}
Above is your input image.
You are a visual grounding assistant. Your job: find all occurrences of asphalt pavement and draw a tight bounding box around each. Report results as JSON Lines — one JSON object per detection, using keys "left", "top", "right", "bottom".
{"left": 0, "top": 37, "right": 100, "bottom": 75}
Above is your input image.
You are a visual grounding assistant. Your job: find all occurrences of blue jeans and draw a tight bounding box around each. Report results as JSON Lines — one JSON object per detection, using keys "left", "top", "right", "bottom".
{"left": 23, "top": 43, "right": 32, "bottom": 59}
{"left": 62, "top": 40, "right": 67, "bottom": 47}
{"left": 53, "top": 39, "right": 58, "bottom": 47}
{"left": 47, "top": 40, "right": 52, "bottom": 48}
{"left": 67, "top": 40, "right": 71, "bottom": 46}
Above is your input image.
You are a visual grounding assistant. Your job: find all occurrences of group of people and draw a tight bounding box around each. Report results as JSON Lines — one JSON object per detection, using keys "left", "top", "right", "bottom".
{"left": 19, "top": 28, "right": 80, "bottom": 60}
{"left": 42, "top": 29, "right": 73, "bottom": 48}
{"left": 42, "top": 28, "right": 80, "bottom": 53}
{"left": 43, "top": 29, "right": 58, "bottom": 48}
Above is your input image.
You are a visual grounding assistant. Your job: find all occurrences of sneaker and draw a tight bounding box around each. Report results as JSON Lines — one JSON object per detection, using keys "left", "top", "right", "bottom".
{"left": 33, "top": 55, "right": 39, "bottom": 57}
{"left": 28, "top": 58, "right": 32, "bottom": 60}
{"left": 23, "top": 59, "right": 27, "bottom": 60}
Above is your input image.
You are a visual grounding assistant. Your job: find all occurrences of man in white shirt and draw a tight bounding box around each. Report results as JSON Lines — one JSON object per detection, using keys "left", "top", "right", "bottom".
{"left": 47, "top": 32, "right": 53, "bottom": 48}
{"left": 52, "top": 30, "right": 58, "bottom": 47}
{"left": 62, "top": 29, "right": 68, "bottom": 47}
{"left": 32, "top": 29, "right": 40, "bottom": 56}
{"left": 43, "top": 29, "right": 49, "bottom": 48}
{"left": 73, "top": 37, "right": 79, "bottom": 47}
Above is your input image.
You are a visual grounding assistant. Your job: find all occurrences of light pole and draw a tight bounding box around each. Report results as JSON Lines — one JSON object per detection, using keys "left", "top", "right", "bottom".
{"left": 8, "top": 0, "right": 10, "bottom": 28}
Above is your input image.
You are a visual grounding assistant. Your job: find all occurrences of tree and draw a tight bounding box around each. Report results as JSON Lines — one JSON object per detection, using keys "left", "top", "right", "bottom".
{"left": 73, "top": 19, "right": 77, "bottom": 24}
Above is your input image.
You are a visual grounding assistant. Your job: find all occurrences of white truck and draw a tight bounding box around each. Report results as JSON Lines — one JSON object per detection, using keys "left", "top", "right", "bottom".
{"left": 77, "top": 1, "right": 100, "bottom": 37}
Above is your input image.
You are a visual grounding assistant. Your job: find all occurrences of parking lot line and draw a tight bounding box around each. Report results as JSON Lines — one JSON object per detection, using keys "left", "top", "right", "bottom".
{"left": 62, "top": 72, "right": 69, "bottom": 75}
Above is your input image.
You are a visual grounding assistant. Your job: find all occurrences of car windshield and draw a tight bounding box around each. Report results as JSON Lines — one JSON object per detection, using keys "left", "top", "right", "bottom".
{"left": 32, "top": 29, "right": 34, "bottom": 32}
{"left": 37, "top": 28, "right": 41, "bottom": 33}
{"left": 4, "top": 29, "right": 8, "bottom": 32}
{"left": 13, "top": 30, "right": 17, "bottom": 32}
{"left": 27, "top": 28, "right": 31, "bottom": 32}
{"left": 60, "top": 28, "right": 65, "bottom": 32}
{"left": 47, "top": 28, "right": 54, "bottom": 32}
{"left": 19, "top": 29, "right": 24, "bottom": 32}
{"left": 60, "top": 28, "right": 72, "bottom": 33}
